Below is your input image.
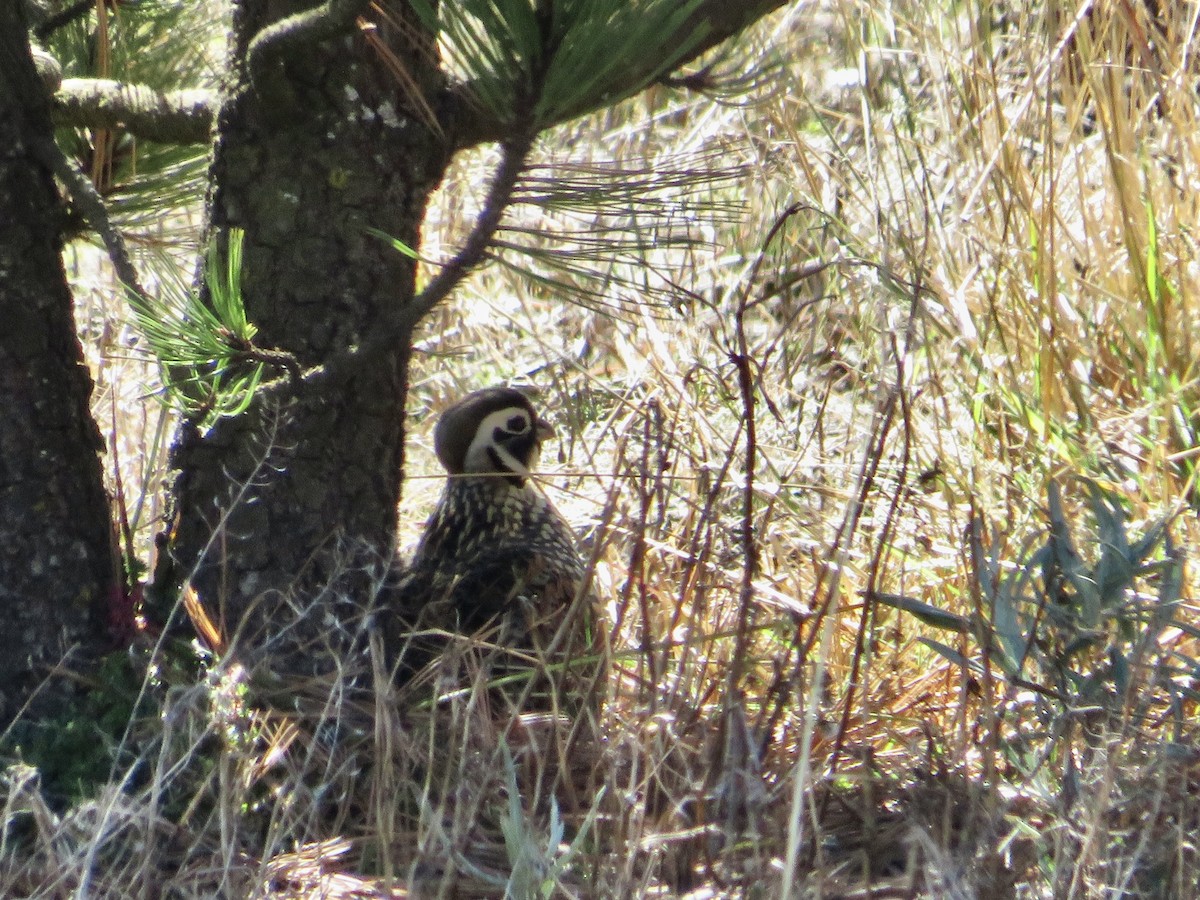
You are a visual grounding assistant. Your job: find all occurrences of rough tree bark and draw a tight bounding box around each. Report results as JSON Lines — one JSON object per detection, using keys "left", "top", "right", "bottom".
{"left": 155, "top": 0, "right": 790, "bottom": 664}
{"left": 157, "top": 0, "right": 446, "bottom": 659}
{"left": 0, "top": 4, "right": 116, "bottom": 721}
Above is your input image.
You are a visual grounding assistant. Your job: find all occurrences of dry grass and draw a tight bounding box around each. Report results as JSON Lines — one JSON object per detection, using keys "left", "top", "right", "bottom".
{"left": 6, "top": 0, "right": 1200, "bottom": 896}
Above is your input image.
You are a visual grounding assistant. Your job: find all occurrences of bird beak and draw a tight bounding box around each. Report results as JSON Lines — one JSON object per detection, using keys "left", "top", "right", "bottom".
{"left": 535, "top": 417, "right": 555, "bottom": 443}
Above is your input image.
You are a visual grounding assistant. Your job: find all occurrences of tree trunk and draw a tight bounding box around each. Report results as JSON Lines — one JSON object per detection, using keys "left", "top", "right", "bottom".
{"left": 154, "top": 0, "right": 792, "bottom": 666}
{"left": 0, "top": 12, "right": 116, "bottom": 721}
{"left": 158, "top": 1, "right": 447, "bottom": 662}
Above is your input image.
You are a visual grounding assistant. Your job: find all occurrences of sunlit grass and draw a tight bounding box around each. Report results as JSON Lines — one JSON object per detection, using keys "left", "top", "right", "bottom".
{"left": 7, "top": 0, "right": 1200, "bottom": 896}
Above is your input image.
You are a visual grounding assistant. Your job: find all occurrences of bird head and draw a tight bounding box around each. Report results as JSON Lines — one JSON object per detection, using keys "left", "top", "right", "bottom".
{"left": 433, "top": 387, "right": 555, "bottom": 485}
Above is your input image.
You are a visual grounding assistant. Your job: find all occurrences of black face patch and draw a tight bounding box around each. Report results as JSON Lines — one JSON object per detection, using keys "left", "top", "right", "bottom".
{"left": 487, "top": 445, "right": 527, "bottom": 486}
{"left": 506, "top": 413, "right": 529, "bottom": 433}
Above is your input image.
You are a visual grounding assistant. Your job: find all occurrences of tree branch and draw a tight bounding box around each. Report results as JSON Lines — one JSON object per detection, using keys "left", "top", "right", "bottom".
{"left": 29, "top": 135, "right": 149, "bottom": 306}
{"left": 52, "top": 78, "right": 215, "bottom": 144}
{"left": 446, "top": 0, "right": 790, "bottom": 148}
{"left": 246, "top": 0, "right": 373, "bottom": 89}
{"left": 33, "top": 0, "right": 93, "bottom": 41}
{"left": 401, "top": 129, "right": 537, "bottom": 326}
{"left": 245, "top": 2, "right": 788, "bottom": 398}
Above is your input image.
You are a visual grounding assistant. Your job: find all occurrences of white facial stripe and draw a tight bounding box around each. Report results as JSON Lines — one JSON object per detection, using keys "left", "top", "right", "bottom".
{"left": 462, "top": 407, "right": 532, "bottom": 474}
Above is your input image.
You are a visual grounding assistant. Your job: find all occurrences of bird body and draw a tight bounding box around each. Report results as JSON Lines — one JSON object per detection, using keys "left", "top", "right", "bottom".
{"left": 389, "top": 388, "right": 602, "bottom": 708}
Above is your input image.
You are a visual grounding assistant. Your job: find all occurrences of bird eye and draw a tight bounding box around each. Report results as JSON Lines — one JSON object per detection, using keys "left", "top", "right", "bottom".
{"left": 506, "top": 413, "right": 529, "bottom": 433}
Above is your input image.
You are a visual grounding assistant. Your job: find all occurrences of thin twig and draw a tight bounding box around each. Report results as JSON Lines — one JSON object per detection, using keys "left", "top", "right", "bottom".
{"left": 626, "top": 401, "right": 660, "bottom": 696}
{"left": 722, "top": 205, "right": 800, "bottom": 701}
{"left": 821, "top": 293, "right": 917, "bottom": 796}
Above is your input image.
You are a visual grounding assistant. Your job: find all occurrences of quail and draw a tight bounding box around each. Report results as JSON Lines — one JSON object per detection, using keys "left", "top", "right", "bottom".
{"left": 389, "top": 387, "right": 603, "bottom": 708}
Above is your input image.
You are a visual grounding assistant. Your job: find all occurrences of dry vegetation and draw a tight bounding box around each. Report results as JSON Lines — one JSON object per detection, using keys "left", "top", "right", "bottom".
{"left": 6, "top": 0, "right": 1200, "bottom": 897}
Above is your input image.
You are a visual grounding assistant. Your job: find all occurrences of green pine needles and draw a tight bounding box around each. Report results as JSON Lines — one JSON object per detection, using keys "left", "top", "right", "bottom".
{"left": 409, "top": 0, "right": 708, "bottom": 128}
{"left": 131, "top": 229, "right": 265, "bottom": 422}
